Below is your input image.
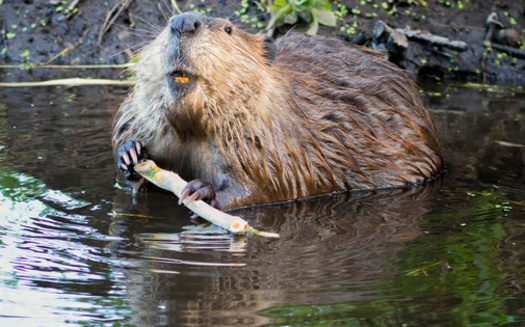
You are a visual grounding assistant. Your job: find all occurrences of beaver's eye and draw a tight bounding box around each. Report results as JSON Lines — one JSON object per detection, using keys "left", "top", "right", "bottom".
{"left": 225, "top": 26, "right": 232, "bottom": 35}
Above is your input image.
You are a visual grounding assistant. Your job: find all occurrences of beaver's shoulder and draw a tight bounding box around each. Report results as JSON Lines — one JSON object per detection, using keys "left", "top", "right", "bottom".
{"left": 273, "top": 33, "right": 412, "bottom": 92}
{"left": 271, "top": 33, "right": 425, "bottom": 120}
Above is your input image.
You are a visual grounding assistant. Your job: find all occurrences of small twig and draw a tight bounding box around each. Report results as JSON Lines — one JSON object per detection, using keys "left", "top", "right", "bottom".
{"left": 65, "top": 0, "right": 81, "bottom": 20}
{"left": 111, "top": 211, "right": 163, "bottom": 219}
{"left": 1, "top": 21, "right": 7, "bottom": 54}
{"left": 494, "top": 140, "right": 525, "bottom": 148}
{"left": 266, "top": 25, "right": 276, "bottom": 38}
{"left": 432, "top": 22, "right": 485, "bottom": 31}
{"left": 134, "top": 160, "right": 279, "bottom": 238}
{"left": 0, "top": 78, "right": 132, "bottom": 87}
{"left": 396, "top": 28, "right": 469, "bottom": 52}
{"left": 98, "top": 0, "right": 134, "bottom": 44}
{"left": 46, "top": 28, "right": 90, "bottom": 64}
{"left": 263, "top": 0, "right": 277, "bottom": 38}
{"left": 481, "top": 52, "right": 487, "bottom": 84}
{"left": 487, "top": 42, "right": 525, "bottom": 60}
{"left": 406, "top": 261, "right": 442, "bottom": 276}
{"left": 484, "top": 12, "right": 503, "bottom": 45}
{"left": 170, "top": 0, "right": 182, "bottom": 14}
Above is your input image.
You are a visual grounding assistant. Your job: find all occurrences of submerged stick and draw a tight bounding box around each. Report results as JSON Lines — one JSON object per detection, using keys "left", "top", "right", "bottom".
{"left": 134, "top": 160, "right": 279, "bottom": 238}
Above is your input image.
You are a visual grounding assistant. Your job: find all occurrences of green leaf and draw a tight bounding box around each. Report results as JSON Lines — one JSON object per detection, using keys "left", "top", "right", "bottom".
{"left": 275, "top": 3, "right": 293, "bottom": 19}
{"left": 271, "top": 0, "right": 288, "bottom": 10}
{"left": 309, "top": 0, "right": 327, "bottom": 10}
{"left": 20, "top": 49, "right": 30, "bottom": 59}
{"left": 322, "top": 0, "right": 332, "bottom": 11}
{"left": 306, "top": 18, "right": 319, "bottom": 35}
{"left": 312, "top": 8, "right": 336, "bottom": 26}
{"left": 284, "top": 10, "right": 298, "bottom": 25}
{"left": 268, "top": 4, "right": 293, "bottom": 29}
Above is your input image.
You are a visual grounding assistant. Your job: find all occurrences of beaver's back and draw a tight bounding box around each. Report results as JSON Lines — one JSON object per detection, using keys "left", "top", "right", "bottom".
{"left": 261, "top": 34, "right": 443, "bottom": 191}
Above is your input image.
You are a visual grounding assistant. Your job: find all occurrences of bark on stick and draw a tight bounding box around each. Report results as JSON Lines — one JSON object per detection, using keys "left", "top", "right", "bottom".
{"left": 134, "top": 160, "right": 279, "bottom": 238}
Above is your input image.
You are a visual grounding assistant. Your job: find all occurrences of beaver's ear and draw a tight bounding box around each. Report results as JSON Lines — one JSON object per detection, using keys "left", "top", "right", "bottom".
{"left": 262, "top": 36, "right": 276, "bottom": 65}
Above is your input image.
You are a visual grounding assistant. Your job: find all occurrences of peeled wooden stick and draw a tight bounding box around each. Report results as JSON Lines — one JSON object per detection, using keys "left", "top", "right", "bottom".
{"left": 134, "top": 160, "right": 279, "bottom": 238}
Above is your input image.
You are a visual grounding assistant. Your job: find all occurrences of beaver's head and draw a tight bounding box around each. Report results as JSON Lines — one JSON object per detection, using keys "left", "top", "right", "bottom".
{"left": 134, "top": 12, "right": 277, "bottom": 137}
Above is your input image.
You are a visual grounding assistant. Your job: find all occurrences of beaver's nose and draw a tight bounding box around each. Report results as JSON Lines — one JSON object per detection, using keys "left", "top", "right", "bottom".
{"left": 170, "top": 13, "right": 203, "bottom": 36}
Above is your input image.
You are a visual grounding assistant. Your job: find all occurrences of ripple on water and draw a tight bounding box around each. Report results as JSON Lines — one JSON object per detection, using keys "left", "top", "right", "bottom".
{"left": 0, "top": 171, "right": 130, "bottom": 326}
{"left": 131, "top": 224, "right": 248, "bottom": 271}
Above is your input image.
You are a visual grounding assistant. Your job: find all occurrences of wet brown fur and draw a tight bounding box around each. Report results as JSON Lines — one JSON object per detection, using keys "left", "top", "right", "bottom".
{"left": 112, "top": 13, "right": 443, "bottom": 210}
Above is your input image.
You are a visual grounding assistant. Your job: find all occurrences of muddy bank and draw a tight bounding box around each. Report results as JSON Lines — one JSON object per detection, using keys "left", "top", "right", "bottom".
{"left": 0, "top": 0, "right": 524, "bottom": 85}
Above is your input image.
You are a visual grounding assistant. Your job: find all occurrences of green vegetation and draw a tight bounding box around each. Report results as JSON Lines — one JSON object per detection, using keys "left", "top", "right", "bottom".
{"left": 334, "top": 3, "right": 348, "bottom": 20}
{"left": 53, "top": 0, "right": 79, "bottom": 14}
{"left": 265, "top": 0, "right": 337, "bottom": 35}
{"left": 340, "top": 21, "right": 359, "bottom": 35}
{"left": 20, "top": 49, "right": 30, "bottom": 61}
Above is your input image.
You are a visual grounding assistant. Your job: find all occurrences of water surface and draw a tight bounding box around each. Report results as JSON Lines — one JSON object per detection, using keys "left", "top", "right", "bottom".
{"left": 0, "top": 84, "right": 524, "bottom": 326}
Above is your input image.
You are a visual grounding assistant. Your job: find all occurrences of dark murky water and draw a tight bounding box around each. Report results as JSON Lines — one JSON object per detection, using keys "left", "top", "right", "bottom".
{"left": 0, "top": 83, "right": 524, "bottom": 326}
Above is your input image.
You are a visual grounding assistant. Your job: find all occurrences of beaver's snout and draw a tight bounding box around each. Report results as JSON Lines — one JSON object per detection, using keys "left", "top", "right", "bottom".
{"left": 166, "top": 12, "right": 206, "bottom": 94}
{"left": 169, "top": 12, "right": 205, "bottom": 37}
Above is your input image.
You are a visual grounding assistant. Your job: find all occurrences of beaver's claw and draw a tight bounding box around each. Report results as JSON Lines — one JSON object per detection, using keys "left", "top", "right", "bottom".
{"left": 117, "top": 140, "right": 148, "bottom": 182}
{"left": 179, "top": 179, "right": 217, "bottom": 208}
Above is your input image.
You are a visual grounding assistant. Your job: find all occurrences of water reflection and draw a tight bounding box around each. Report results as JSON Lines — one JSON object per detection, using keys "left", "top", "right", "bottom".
{"left": 0, "top": 85, "right": 524, "bottom": 326}
{"left": 0, "top": 171, "right": 130, "bottom": 326}
{"left": 0, "top": 86, "right": 132, "bottom": 326}
{"left": 110, "top": 181, "right": 441, "bottom": 326}
{"left": 424, "top": 85, "right": 525, "bottom": 192}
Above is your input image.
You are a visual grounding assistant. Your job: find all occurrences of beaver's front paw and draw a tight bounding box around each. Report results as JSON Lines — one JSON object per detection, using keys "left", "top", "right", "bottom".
{"left": 179, "top": 179, "right": 219, "bottom": 208}
{"left": 117, "top": 140, "right": 148, "bottom": 182}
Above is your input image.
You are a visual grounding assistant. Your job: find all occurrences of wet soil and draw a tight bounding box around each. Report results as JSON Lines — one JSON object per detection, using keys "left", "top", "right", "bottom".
{"left": 1, "top": 0, "right": 524, "bottom": 85}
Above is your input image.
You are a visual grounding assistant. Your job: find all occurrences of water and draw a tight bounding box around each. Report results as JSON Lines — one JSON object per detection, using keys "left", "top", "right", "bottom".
{"left": 0, "top": 83, "right": 524, "bottom": 326}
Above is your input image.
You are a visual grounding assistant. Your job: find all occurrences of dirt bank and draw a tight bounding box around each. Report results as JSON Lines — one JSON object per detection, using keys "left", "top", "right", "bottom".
{"left": 0, "top": 0, "right": 524, "bottom": 85}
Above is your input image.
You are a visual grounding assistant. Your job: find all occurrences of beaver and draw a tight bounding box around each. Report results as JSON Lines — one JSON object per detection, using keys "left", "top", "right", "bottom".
{"left": 112, "top": 12, "right": 443, "bottom": 210}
